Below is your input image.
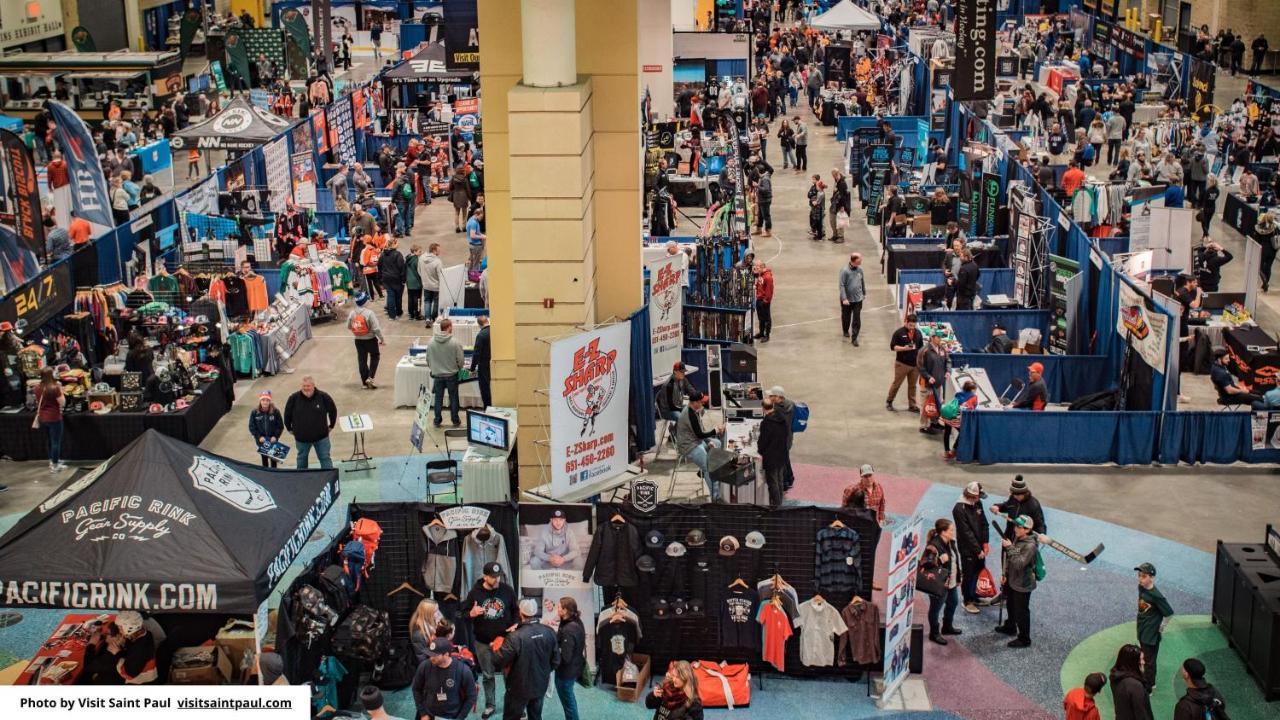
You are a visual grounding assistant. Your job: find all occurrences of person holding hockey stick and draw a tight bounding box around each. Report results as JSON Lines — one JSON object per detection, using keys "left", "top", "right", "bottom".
{"left": 998, "top": 515, "right": 1046, "bottom": 648}
{"left": 990, "top": 476, "right": 1045, "bottom": 613}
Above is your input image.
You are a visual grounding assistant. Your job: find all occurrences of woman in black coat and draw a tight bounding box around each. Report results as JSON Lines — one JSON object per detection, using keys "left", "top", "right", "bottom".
{"left": 247, "top": 391, "right": 285, "bottom": 468}
{"left": 921, "top": 518, "right": 962, "bottom": 645}
{"left": 1110, "top": 644, "right": 1154, "bottom": 720}
{"left": 555, "top": 598, "right": 586, "bottom": 720}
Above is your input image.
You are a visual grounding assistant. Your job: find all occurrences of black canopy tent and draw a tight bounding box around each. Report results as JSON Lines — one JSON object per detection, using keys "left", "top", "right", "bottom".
{"left": 169, "top": 96, "right": 296, "bottom": 152}
{"left": 382, "top": 41, "right": 472, "bottom": 85}
{"left": 0, "top": 430, "right": 339, "bottom": 616}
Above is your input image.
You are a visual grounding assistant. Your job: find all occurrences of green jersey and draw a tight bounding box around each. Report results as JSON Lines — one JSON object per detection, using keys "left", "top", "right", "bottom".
{"left": 1137, "top": 585, "right": 1173, "bottom": 645}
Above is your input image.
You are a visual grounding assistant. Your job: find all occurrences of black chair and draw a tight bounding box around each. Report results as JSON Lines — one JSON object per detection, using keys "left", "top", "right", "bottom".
{"left": 425, "top": 459, "right": 460, "bottom": 503}
{"left": 1217, "top": 395, "right": 1246, "bottom": 411}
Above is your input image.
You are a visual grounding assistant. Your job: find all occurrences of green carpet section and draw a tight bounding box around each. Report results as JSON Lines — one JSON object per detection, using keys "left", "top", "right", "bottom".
{"left": 1060, "top": 615, "right": 1273, "bottom": 720}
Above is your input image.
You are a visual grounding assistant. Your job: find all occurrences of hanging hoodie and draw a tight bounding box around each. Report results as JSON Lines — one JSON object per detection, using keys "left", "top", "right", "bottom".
{"left": 421, "top": 524, "right": 462, "bottom": 593}
{"left": 461, "top": 525, "right": 511, "bottom": 591}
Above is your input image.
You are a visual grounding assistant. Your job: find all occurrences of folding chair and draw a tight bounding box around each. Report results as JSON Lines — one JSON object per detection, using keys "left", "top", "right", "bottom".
{"left": 443, "top": 428, "right": 469, "bottom": 458}
{"left": 425, "top": 459, "right": 460, "bottom": 503}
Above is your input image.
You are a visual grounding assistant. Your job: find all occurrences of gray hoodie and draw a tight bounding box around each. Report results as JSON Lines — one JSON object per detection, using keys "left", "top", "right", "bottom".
{"left": 418, "top": 252, "right": 444, "bottom": 292}
{"left": 425, "top": 328, "right": 465, "bottom": 378}
{"left": 461, "top": 525, "right": 512, "bottom": 590}
{"left": 347, "top": 306, "right": 384, "bottom": 342}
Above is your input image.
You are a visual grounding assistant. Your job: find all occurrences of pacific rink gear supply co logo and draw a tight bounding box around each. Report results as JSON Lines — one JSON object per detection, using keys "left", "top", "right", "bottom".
{"left": 651, "top": 262, "right": 681, "bottom": 322}
{"left": 562, "top": 338, "right": 618, "bottom": 437}
{"left": 188, "top": 456, "right": 278, "bottom": 513}
{"left": 631, "top": 478, "right": 658, "bottom": 513}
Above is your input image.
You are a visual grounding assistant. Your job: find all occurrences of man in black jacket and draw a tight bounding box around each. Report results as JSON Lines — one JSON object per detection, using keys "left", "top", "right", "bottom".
{"left": 656, "top": 362, "right": 697, "bottom": 422}
{"left": 471, "top": 316, "right": 492, "bottom": 408}
{"left": 464, "top": 563, "right": 518, "bottom": 718}
{"left": 917, "top": 333, "right": 948, "bottom": 432}
{"left": 757, "top": 399, "right": 790, "bottom": 508}
{"left": 378, "top": 237, "right": 407, "bottom": 320}
{"left": 1252, "top": 34, "right": 1270, "bottom": 75}
{"left": 954, "top": 249, "right": 980, "bottom": 310}
{"left": 952, "top": 482, "right": 990, "bottom": 613}
{"left": 494, "top": 598, "right": 560, "bottom": 720}
{"left": 990, "top": 476, "right": 1046, "bottom": 538}
{"left": 284, "top": 376, "right": 338, "bottom": 469}
{"left": 554, "top": 599, "right": 586, "bottom": 718}
{"left": 412, "top": 639, "right": 478, "bottom": 720}
{"left": 1173, "top": 658, "right": 1228, "bottom": 720}
{"left": 829, "top": 168, "right": 851, "bottom": 242}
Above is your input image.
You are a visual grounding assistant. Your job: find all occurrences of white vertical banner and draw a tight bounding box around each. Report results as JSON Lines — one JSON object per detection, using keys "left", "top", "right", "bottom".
{"left": 1116, "top": 282, "right": 1168, "bottom": 374}
{"left": 647, "top": 255, "right": 684, "bottom": 384}
{"left": 550, "top": 324, "right": 631, "bottom": 499}
{"left": 1245, "top": 238, "right": 1262, "bottom": 316}
{"left": 263, "top": 137, "right": 292, "bottom": 214}
{"left": 880, "top": 512, "right": 924, "bottom": 705}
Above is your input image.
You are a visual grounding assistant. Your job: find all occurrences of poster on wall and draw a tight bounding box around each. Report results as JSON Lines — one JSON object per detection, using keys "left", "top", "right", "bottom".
{"left": 263, "top": 137, "right": 292, "bottom": 213}
{"left": 1116, "top": 282, "right": 1168, "bottom": 374}
{"left": 647, "top": 255, "right": 684, "bottom": 384}
{"left": 352, "top": 88, "right": 369, "bottom": 130}
{"left": 516, "top": 504, "right": 598, "bottom": 669}
{"left": 549, "top": 324, "right": 631, "bottom": 500}
{"left": 1048, "top": 254, "right": 1079, "bottom": 355}
{"left": 329, "top": 97, "right": 357, "bottom": 166}
{"left": 1251, "top": 411, "right": 1280, "bottom": 450}
{"left": 443, "top": 0, "right": 480, "bottom": 71}
{"left": 311, "top": 108, "right": 330, "bottom": 155}
{"left": 952, "top": 0, "right": 995, "bottom": 101}
{"left": 1189, "top": 58, "right": 1216, "bottom": 117}
{"left": 881, "top": 512, "right": 924, "bottom": 705}
{"left": 290, "top": 152, "right": 317, "bottom": 207}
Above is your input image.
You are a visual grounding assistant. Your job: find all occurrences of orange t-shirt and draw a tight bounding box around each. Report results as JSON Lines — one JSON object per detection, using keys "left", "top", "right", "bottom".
{"left": 244, "top": 275, "right": 269, "bottom": 312}
{"left": 1061, "top": 167, "right": 1086, "bottom": 196}
{"left": 68, "top": 218, "right": 92, "bottom": 245}
{"left": 757, "top": 602, "right": 792, "bottom": 672}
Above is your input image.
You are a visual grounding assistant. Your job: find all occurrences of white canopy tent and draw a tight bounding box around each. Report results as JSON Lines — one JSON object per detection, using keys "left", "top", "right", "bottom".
{"left": 809, "top": 1, "right": 882, "bottom": 32}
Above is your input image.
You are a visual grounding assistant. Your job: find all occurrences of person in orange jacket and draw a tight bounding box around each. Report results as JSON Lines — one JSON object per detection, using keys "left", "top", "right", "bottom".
{"left": 753, "top": 260, "right": 774, "bottom": 342}
{"left": 1063, "top": 673, "right": 1105, "bottom": 720}
{"left": 360, "top": 239, "right": 384, "bottom": 299}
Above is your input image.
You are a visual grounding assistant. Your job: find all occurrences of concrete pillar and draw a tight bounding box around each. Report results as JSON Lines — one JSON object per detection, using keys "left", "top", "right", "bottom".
{"left": 639, "top": 0, "right": 675, "bottom": 119}
{"left": 124, "top": 0, "right": 145, "bottom": 51}
{"left": 522, "top": 0, "right": 577, "bottom": 87}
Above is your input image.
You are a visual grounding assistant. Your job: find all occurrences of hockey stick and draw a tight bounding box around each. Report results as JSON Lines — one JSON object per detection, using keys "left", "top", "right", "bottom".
{"left": 992, "top": 515, "right": 1105, "bottom": 565}
{"left": 992, "top": 518, "right": 1007, "bottom": 628}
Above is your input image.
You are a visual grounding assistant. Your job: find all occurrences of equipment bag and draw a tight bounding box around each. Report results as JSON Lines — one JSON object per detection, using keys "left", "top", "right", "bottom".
{"left": 319, "top": 564, "right": 353, "bottom": 614}
{"left": 341, "top": 540, "right": 367, "bottom": 592}
{"left": 692, "top": 660, "right": 751, "bottom": 709}
{"left": 371, "top": 638, "right": 416, "bottom": 690}
{"left": 332, "top": 605, "right": 391, "bottom": 664}
{"left": 790, "top": 402, "right": 810, "bottom": 433}
{"left": 350, "top": 518, "right": 383, "bottom": 573}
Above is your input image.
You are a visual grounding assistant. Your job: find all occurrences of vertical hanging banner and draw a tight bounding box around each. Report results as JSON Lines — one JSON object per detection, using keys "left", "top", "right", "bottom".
{"left": 0, "top": 130, "right": 46, "bottom": 255}
{"left": 311, "top": 108, "right": 330, "bottom": 155}
{"left": 953, "top": 0, "right": 995, "bottom": 101}
{"left": 981, "top": 172, "right": 1000, "bottom": 237}
{"left": 1189, "top": 58, "right": 1216, "bottom": 117}
{"left": 329, "top": 97, "right": 357, "bottom": 166}
{"left": 1116, "top": 283, "right": 1168, "bottom": 374}
{"left": 647, "top": 256, "right": 684, "bottom": 384}
{"left": 291, "top": 152, "right": 317, "bottom": 207}
{"left": 71, "top": 26, "right": 96, "bottom": 52}
{"left": 263, "top": 137, "right": 292, "bottom": 213}
{"left": 1047, "top": 255, "right": 1080, "bottom": 355}
{"left": 443, "top": 0, "right": 480, "bottom": 71}
{"left": 224, "top": 31, "right": 254, "bottom": 91}
{"left": 550, "top": 324, "right": 631, "bottom": 499}
{"left": 279, "top": 8, "right": 312, "bottom": 58}
{"left": 47, "top": 102, "right": 113, "bottom": 229}
{"left": 881, "top": 513, "right": 924, "bottom": 705}
{"left": 178, "top": 9, "right": 202, "bottom": 59}
{"left": 352, "top": 88, "right": 369, "bottom": 130}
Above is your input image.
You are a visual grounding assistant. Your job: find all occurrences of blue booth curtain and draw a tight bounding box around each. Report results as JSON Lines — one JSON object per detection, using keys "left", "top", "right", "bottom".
{"left": 917, "top": 309, "right": 1051, "bottom": 353}
{"left": 949, "top": 353, "right": 1113, "bottom": 404}
{"left": 956, "top": 410, "right": 1158, "bottom": 465}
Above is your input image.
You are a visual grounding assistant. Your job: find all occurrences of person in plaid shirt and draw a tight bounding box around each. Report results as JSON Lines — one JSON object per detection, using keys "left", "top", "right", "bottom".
{"left": 842, "top": 464, "right": 886, "bottom": 525}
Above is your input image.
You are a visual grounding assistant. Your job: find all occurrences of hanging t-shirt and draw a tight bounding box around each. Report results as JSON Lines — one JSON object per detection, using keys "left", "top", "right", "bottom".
{"left": 756, "top": 601, "right": 792, "bottom": 672}
{"left": 222, "top": 276, "right": 250, "bottom": 318}
{"left": 597, "top": 619, "right": 639, "bottom": 684}
{"left": 795, "top": 598, "right": 848, "bottom": 667}
{"left": 243, "top": 275, "right": 269, "bottom": 312}
{"left": 720, "top": 588, "right": 759, "bottom": 649}
{"left": 147, "top": 274, "right": 179, "bottom": 295}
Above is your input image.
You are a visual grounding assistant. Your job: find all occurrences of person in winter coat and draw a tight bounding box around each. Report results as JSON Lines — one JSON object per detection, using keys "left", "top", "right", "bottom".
{"left": 555, "top": 598, "right": 587, "bottom": 720}
{"left": 464, "top": 563, "right": 518, "bottom": 718}
{"left": 753, "top": 167, "right": 773, "bottom": 236}
{"left": 1109, "top": 644, "right": 1154, "bottom": 720}
{"left": 449, "top": 165, "right": 472, "bottom": 232}
{"left": 405, "top": 244, "right": 423, "bottom": 320}
{"left": 644, "top": 660, "right": 704, "bottom": 720}
{"left": 953, "top": 249, "right": 980, "bottom": 310}
{"left": 922, "top": 518, "right": 963, "bottom": 645}
{"left": 1063, "top": 673, "right": 1106, "bottom": 720}
{"left": 807, "top": 175, "right": 826, "bottom": 240}
{"left": 952, "top": 482, "right": 990, "bottom": 612}
{"left": 997, "top": 515, "right": 1042, "bottom": 648}
{"left": 753, "top": 261, "right": 774, "bottom": 342}
{"left": 917, "top": 333, "right": 948, "bottom": 432}
{"left": 757, "top": 399, "right": 791, "bottom": 508}
{"left": 378, "top": 237, "right": 407, "bottom": 319}
{"left": 347, "top": 293, "right": 386, "bottom": 389}
{"left": 248, "top": 391, "right": 285, "bottom": 468}
{"left": 425, "top": 318, "right": 466, "bottom": 427}
{"left": 828, "top": 168, "right": 851, "bottom": 242}
{"left": 1173, "top": 658, "right": 1228, "bottom": 720}
{"left": 1254, "top": 212, "right": 1278, "bottom": 291}
{"left": 493, "top": 598, "right": 560, "bottom": 720}
{"left": 942, "top": 380, "right": 979, "bottom": 460}
{"left": 839, "top": 253, "right": 866, "bottom": 345}
{"left": 284, "top": 376, "right": 338, "bottom": 469}
{"left": 990, "top": 475, "right": 1047, "bottom": 537}
{"left": 419, "top": 243, "right": 444, "bottom": 326}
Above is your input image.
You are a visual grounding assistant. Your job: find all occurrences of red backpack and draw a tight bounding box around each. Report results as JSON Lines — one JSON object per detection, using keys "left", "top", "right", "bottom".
{"left": 350, "top": 518, "right": 383, "bottom": 574}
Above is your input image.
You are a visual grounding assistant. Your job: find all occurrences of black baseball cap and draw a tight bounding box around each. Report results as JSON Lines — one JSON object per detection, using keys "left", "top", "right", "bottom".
{"left": 551, "top": 509, "right": 566, "bottom": 519}
{"left": 483, "top": 562, "right": 503, "bottom": 578}
{"left": 645, "top": 530, "right": 666, "bottom": 549}
{"left": 425, "top": 638, "right": 454, "bottom": 658}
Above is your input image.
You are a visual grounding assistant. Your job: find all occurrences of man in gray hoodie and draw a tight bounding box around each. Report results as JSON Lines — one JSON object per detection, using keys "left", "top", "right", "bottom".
{"left": 347, "top": 293, "right": 386, "bottom": 389}
{"left": 839, "top": 253, "right": 866, "bottom": 344}
{"left": 419, "top": 242, "right": 444, "bottom": 327}
{"left": 426, "top": 318, "right": 466, "bottom": 427}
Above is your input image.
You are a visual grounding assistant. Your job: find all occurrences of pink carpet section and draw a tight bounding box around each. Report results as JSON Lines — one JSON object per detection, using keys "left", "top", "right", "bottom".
{"left": 790, "top": 463, "right": 933, "bottom": 606}
{"left": 922, "top": 640, "right": 1058, "bottom": 720}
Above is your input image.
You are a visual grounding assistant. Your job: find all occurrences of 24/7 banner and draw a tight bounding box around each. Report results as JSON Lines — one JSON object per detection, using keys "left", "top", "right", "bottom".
{"left": 550, "top": 324, "right": 631, "bottom": 499}
{"left": 648, "top": 256, "right": 684, "bottom": 384}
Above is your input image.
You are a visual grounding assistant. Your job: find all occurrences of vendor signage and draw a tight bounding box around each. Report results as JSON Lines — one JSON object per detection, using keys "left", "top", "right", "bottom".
{"left": 1048, "top": 254, "right": 1079, "bottom": 355}
{"left": 1116, "top": 282, "right": 1168, "bottom": 374}
{"left": 953, "top": 0, "right": 995, "bottom": 101}
{"left": 263, "top": 137, "right": 291, "bottom": 214}
{"left": 439, "top": 506, "right": 491, "bottom": 530}
{"left": 648, "top": 255, "right": 684, "bottom": 385}
{"left": 0, "top": 129, "right": 44, "bottom": 256}
{"left": 1189, "top": 58, "right": 1215, "bottom": 116}
{"left": 517, "top": 504, "right": 598, "bottom": 666}
{"left": 0, "top": 260, "right": 71, "bottom": 334}
{"left": 1111, "top": 27, "right": 1145, "bottom": 60}
{"left": 444, "top": 0, "right": 480, "bottom": 70}
{"left": 189, "top": 457, "right": 277, "bottom": 513}
{"left": 881, "top": 512, "right": 924, "bottom": 705}
{"left": 1251, "top": 411, "right": 1280, "bottom": 450}
{"left": 550, "top": 324, "right": 631, "bottom": 499}
{"left": 48, "top": 102, "right": 113, "bottom": 229}
{"left": 330, "top": 97, "right": 357, "bottom": 166}
{"left": 291, "top": 152, "right": 317, "bottom": 207}
{"left": 981, "top": 172, "right": 1000, "bottom": 238}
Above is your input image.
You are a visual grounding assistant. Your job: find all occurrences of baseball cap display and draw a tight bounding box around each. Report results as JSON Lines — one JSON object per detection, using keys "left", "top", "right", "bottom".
{"left": 645, "top": 530, "right": 665, "bottom": 549}
{"left": 653, "top": 598, "right": 670, "bottom": 617}
{"left": 688, "top": 598, "right": 704, "bottom": 615}
{"left": 685, "top": 529, "right": 706, "bottom": 547}
{"left": 719, "top": 535, "right": 740, "bottom": 556}
{"left": 744, "top": 531, "right": 766, "bottom": 549}
{"left": 636, "top": 555, "right": 656, "bottom": 573}
{"left": 665, "top": 541, "right": 686, "bottom": 558}
{"left": 1134, "top": 562, "right": 1157, "bottom": 576}
{"left": 483, "top": 561, "right": 503, "bottom": 578}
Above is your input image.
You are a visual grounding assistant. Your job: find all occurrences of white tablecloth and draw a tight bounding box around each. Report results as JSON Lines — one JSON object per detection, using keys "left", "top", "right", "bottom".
{"left": 413, "top": 318, "right": 480, "bottom": 348}
{"left": 461, "top": 446, "right": 512, "bottom": 502}
{"left": 393, "top": 356, "right": 484, "bottom": 408}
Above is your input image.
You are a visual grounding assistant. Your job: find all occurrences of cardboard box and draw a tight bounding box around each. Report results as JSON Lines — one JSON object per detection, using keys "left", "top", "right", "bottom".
{"left": 169, "top": 644, "right": 231, "bottom": 685}
{"left": 911, "top": 214, "right": 932, "bottom": 236}
{"left": 215, "top": 620, "right": 257, "bottom": 682}
{"left": 615, "top": 653, "right": 651, "bottom": 703}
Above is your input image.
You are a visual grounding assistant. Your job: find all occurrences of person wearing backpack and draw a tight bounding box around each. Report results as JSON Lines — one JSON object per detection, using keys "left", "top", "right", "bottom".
{"left": 998, "top": 515, "right": 1044, "bottom": 648}
{"left": 360, "top": 238, "right": 385, "bottom": 299}
{"left": 1173, "top": 658, "right": 1229, "bottom": 720}
{"left": 940, "top": 380, "right": 979, "bottom": 460}
{"left": 347, "top": 293, "right": 386, "bottom": 389}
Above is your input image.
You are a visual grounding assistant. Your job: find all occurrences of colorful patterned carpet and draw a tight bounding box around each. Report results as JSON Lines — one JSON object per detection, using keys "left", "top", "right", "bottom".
{"left": 0, "top": 457, "right": 1272, "bottom": 719}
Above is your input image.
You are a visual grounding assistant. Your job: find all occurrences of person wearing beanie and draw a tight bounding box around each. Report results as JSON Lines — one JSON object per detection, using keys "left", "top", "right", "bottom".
{"left": 348, "top": 293, "right": 387, "bottom": 390}
{"left": 1173, "top": 658, "right": 1227, "bottom": 720}
{"left": 411, "top": 638, "right": 478, "bottom": 720}
{"left": 1063, "top": 672, "right": 1105, "bottom": 720}
{"left": 248, "top": 391, "right": 285, "bottom": 468}
{"left": 257, "top": 652, "right": 287, "bottom": 686}
{"left": 463, "top": 562, "right": 518, "bottom": 718}
{"left": 493, "top": 597, "right": 561, "bottom": 720}
{"left": 675, "top": 393, "right": 724, "bottom": 501}
{"left": 991, "top": 476, "right": 1046, "bottom": 539}
{"left": 1135, "top": 562, "right": 1174, "bottom": 690}
{"left": 952, "top": 481, "right": 990, "bottom": 613}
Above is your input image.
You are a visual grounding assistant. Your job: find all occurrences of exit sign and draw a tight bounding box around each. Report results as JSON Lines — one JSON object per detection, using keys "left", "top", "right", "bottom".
{"left": 642, "top": 64, "right": 662, "bottom": 72}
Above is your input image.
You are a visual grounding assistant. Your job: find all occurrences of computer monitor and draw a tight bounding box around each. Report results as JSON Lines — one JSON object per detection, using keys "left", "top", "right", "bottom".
{"left": 467, "top": 410, "right": 509, "bottom": 452}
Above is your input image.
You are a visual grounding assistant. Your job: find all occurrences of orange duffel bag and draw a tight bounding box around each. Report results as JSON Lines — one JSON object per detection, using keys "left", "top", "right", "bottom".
{"left": 691, "top": 660, "right": 751, "bottom": 709}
